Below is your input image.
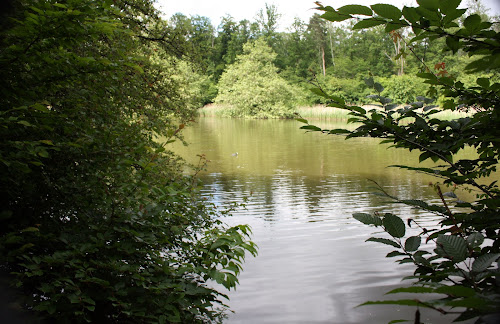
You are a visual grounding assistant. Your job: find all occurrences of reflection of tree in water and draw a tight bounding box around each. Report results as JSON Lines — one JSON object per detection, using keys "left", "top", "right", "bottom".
{"left": 201, "top": 174, "right": 278, "bottom": 222}
{"left": 201, "top": 171, "right": 437, "bottom": 226}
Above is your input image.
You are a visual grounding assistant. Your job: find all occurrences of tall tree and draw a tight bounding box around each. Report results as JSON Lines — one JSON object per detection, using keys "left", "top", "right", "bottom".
{"left": 307, "top": 14, "right": 329, "bottom": 76}
{"left": 256, "top": 3, "right": 282, "bottom": 38}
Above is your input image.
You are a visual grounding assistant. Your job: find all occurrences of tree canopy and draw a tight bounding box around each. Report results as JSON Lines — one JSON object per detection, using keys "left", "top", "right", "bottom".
{"left": 0, "top": 0, "right": 256, "bottom": 322}
{"left": 215, "top": 38, "right": 301, "bottom": 118}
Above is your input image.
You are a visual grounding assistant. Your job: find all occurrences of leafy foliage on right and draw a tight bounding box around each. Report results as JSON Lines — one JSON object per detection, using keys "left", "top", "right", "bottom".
{"left": 301, "top": 1, "right": 500, "bottom": 322}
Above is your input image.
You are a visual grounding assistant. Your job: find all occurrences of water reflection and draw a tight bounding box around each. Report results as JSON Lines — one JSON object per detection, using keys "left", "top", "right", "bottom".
{"left": 170, "top": 118, "right": 475, "bottom": 323}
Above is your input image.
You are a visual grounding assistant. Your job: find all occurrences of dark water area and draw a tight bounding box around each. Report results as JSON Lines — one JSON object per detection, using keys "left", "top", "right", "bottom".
{"left": 171, "top": 117, "right": 478, "bottom": 323}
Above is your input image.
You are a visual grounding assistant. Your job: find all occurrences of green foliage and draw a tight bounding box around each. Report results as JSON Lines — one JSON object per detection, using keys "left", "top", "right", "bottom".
{"left": 302, "top": 1, "right": 500, "bottom": 322}
{"left": 308, "top": 74, "right": 369, "bottom": 105}
{"left": 380, "top": 75, "right": 428, "bottom": 104}
{"left": 0, "top": 0, "right": 255, "bottom": 322}
{"left": 215, "top": 38, "right": 301, "bottom": 118}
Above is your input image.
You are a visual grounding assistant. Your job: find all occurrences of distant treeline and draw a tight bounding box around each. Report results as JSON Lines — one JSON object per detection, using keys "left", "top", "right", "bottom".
{"left": 169, "top": 2, "right": 499, "bottom": 117}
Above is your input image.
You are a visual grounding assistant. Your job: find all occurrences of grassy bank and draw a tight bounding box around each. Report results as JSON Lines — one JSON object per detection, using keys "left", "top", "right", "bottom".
{"left": 198, "top": 104, "right": 473, "bottom": 120}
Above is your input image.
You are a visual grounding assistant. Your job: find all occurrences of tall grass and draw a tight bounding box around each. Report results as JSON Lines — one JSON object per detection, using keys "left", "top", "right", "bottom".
{"left": 198, "top": 104, "right": 474, "bottom": 120}
{"left": 197, "top": 104, "right": 353, "bottom": 119}
{"left": 294, "top": 106, "right": 351, "bottom": 120}
{"left": 198, "top": 104, "right": 237, "bottom": 117}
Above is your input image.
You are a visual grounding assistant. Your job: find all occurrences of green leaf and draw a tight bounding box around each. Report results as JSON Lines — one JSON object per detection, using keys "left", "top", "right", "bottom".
{"left": 442, "top": 8, "right": 467, "bottom": 24}
{"left": 21, "top": 227, "right": 39, "bottom": 233}
{"left": 310, "top": 87, "right": 327, "bottom": 98}
{"left": 353, "top": 18, "right": 387, "bottom": 29}
{"left": 359, "top": 299, "right": 432, "bottom": 308}
{"left": 417, "top": 0, "right": 439, "bottom": 11}
{"left": 463, "top": 14, "right": 482, "bottom": 33}
{"left": 385, "top": 21, "right": 406, "bottom": 32}
{"left": 383, "top": 214, "right": 406, "bottom": 238}
{"left": 386, "top": 251, "right": 406, "bottom": 257}
{"left": 434, "top": 285, "right": 476, "bottom": 297}
{"left": 328, "top": 95, "right": 345, "bottom": 106}
{"left": 38, "top": 150, "right": 49, "bottom": 158}
{"left": 438, "top": 0, "right": 461, "bottom": 14}
{"left": 471, "top": 253, "right": 500, "bottom": 272}
{"left": 328, "top": 129, "right": 351, "bottom": 135}
{"left": 348, "top": 106, "right": 366, "bottom": 114}
{"left": 467, "top": 232, "right": 484, "bottom": 249}
{"left": 446, "top": 36, "right": 461, "bottom": 53}
{"left": 476, "top": 78, "right": 490, "bottom": 88}
{"left": 337, "top": 5, "right": 373, "bottom": 16}
{"left": 404, "top": 236, "right": 421, "bottom": 252}
{"left": 17, "top": 120, "right": 33, "bottom": 127}
{"left": 353, "top": 213, "right": 382, "bottom": 226}
{"left": 39, "top": 140, "right": 54, "bottom": 146}
{"left": 366, "top": 237, "right": 401, "bottom": 248}
{"left": 436, "top": 235, "right": 467, "bottom": 263}
{"left": 374, "top": 82, "right": 384, "bottom": 93}
{"left": 295, "top": 118, "right": 308, "bottom": 124}
{"left": 445, "top": 297, "right": 489, "bottom": 309}
{"left": 371, "top": 4, "right": 402, "bottom": 20}
{"left": 300, "top": 125, "right": 322, "bottom": 131}
{"left": 321, "top": 11, "right": 351, "bottom": 22}
{"left": 386, "top": 286, "right": 435, "bottom": 294}
{"left": 402, "top": 6, "right": 420, "bottom": 23}
{"left": 419, "top": 151, "right": 432, "bottom": 162}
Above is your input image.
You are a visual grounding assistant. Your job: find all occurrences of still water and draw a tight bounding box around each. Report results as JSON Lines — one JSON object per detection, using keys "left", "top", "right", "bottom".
{"left": 171, "top": 117, "right": 474, "bottom": 324}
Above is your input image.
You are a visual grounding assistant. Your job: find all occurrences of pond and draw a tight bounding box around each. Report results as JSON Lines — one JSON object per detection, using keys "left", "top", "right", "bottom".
{"left": 170, "top": 117, "right": 476, "bottom": 324}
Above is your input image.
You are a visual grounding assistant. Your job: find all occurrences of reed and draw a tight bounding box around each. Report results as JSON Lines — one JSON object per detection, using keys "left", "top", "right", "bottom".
{"left": 198, "top": 104, "right": 474, "bottom": 120}
{"left": 197, "top": 104, "right": 236, "bottom": 117}
{"left": 293, "top": 105, "right": 351, "bottom": 120}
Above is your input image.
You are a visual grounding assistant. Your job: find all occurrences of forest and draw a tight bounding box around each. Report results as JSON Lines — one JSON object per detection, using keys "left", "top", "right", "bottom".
{"left": 167, "top": 1, "right": 499, "bottom": 118}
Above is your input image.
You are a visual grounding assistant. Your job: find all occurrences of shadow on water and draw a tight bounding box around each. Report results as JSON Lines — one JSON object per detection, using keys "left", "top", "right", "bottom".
{"left": 170, "top": 117, "right": 478, "bottom": 323}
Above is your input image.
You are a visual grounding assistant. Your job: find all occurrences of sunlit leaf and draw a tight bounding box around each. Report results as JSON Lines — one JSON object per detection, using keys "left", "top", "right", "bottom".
{"left": 417, "top": 0, "right": 439, "bottom": 11}
{"left": 438, "top": 0, "right": 461, "bottom": 14}
{"left": 402, "top": 6, "right": 419, "bottom": 23}
{"left": 321, "top": 11, "right": 351, "bottom": 22}
{"left": 337, "top": 5, "right": 373, "bottom": 16}
{"left": 371, "top": 4, "right": 402, "bottom": 20}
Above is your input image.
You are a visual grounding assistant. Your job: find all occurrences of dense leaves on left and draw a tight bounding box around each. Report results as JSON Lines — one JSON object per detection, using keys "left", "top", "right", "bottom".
{"left": 0, "top": 0, "right": 256, "bottom": 322}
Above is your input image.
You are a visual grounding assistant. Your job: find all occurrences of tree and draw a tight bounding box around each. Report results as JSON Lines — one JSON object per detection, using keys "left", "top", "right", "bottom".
{"left": 0, "top": 0, "right": 256, "bottom": 322}
{"left": 215, "top": 38, "right": 301, "bottom": 118}
{"left": 301, "top": 1, "right": 500, "bottom": 322}
{"left": 255, "top": 3, "right": 282, "bottom": 38}
{"left": 307, "top": 14, "right": 329, "bottom": 76}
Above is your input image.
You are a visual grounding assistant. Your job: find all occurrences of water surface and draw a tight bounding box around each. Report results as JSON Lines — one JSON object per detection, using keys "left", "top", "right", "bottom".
{"left": 171, "top": 118, "right": 475, "bottom": 323}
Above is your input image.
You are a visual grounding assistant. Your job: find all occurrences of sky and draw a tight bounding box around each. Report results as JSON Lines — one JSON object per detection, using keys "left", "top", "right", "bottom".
{"left": 155, "top": 0, "right": 500, "bottom": 30}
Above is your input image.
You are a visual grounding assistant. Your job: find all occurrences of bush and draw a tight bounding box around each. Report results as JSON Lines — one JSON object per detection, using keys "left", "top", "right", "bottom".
{"left": 380, "top": 74, "right": 428, "bottom": 104}
{"left": 215, "top": 38, "right": 300, "bottom": 118}
{"left": 0, "top": 0, "right": 256, "bottom": 322}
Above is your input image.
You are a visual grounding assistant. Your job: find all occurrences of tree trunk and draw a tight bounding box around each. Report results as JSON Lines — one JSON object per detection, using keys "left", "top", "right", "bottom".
{"left": 321, "top": 46, "right": 326, "bottom": 76}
